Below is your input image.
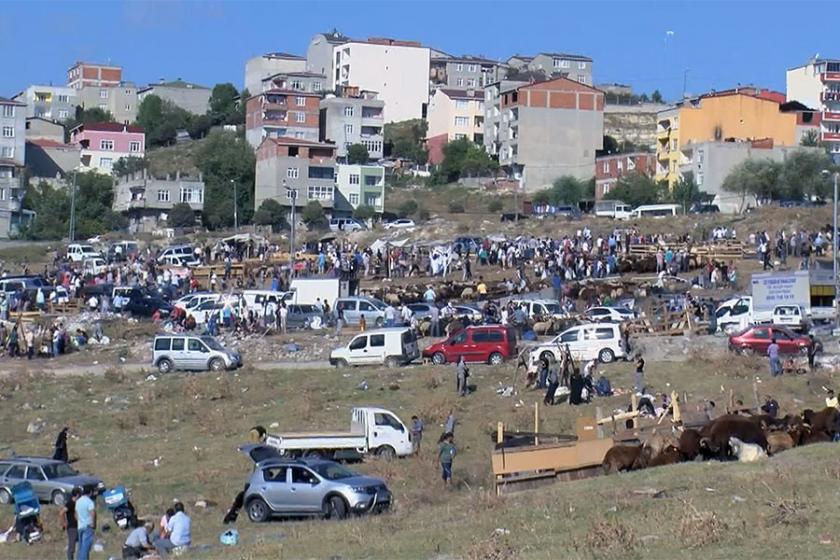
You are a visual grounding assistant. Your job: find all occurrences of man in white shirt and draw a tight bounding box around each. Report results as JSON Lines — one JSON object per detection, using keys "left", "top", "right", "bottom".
{"left": 155, "top": 502, "right": 190, "bottom": 555}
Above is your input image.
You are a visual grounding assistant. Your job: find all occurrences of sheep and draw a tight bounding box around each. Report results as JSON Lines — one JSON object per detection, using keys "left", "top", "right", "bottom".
{"left": 602, "top": 445, "right": 643, "bottom": 475}
{"left": 728, "top": 436, "right": 767, "bottom": 463}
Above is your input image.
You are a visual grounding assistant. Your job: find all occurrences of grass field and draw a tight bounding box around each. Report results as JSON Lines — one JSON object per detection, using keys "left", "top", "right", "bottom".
{"left": 1, "top": 347, "right": 839, "bottom": 559}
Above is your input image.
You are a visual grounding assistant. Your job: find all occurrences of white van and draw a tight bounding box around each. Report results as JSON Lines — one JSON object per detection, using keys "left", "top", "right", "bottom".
{"left": 594, "top": 200, "right": 633, "bottom": 220}
{"left": 509, "top": 298, "right": 567, "bottom": 319}
{"left": 329, "top": 218, "right": 365, "bottom": 232}
{"left": 82, "top": 257, "right": 108, "bottom": 276}
{"left": 329, "top": 327, "right": 420, "bottom": 368}
{"left": 630, "top": 204, "right": 680, "bottom": 219}
{"left": 67, "top": 244, "right": 102, "bottom": 263}
{"left": 528, "top": 323, "right": 626, "bottom": 364}
{"left": 241, "top": 290, "right": 292, "bottom": 313}
{"left": 157, "top": 245, "right": 199, "bottom": 265}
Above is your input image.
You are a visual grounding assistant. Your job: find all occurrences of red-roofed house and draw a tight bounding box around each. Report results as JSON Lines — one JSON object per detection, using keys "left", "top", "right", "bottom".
{"left": 70, "top": 122, "right": 144, "bottom": 174}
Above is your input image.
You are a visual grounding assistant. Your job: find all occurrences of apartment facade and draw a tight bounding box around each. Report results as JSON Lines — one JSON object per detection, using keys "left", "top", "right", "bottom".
{"left": 426, "top": 88, "right": 485, "bottom": 164}
{"left": 13, "top": 85, "right": 77, "bottom": 121}
{"left": 0, "top": 97, "right": 27, "bottom": 237}
{"left": 244, "top": 52, "right": 307, "bottom": 95}
{"left": 594, "top": 152, "right": 656, "bottom": 200}
{"left": 786, "top": 58, "right": 840, "bottom": 158}
{"left": 26, "top": 139, "right": 80, "bottom": 184}
{"left": 70, "top": 122, "right": 145, "bottom": 174}
{"left": 655, "top": 88, "right": 802, "bottom": 186}
{"left": 77, "top": 82, "right": 139, "bottom": 124}
{"left": 485, "top": 77, "right": 604, "bottom": 190}
{"left": 260, "top": 72, "right": 326, "bottom": 94}
{"left": 245, "top": 90, "right": 321, "bottom": 149}
{"left": 430, "top": 54, "right": 507, "bottom": 89}
{"left": 334, "top": 163, "right": 385, "bottom": 214}
{"left": 320, "top": 87, "right": 385, "bottom": 160}
{"left": 137, "top": 80, "right": 211, "bottom": 115}
{"left": 333, "top": 38, "right": 430, "bottom": 123}
{"left": 112, "top": 169, "right": 205, "bottom": 232}
{"left": 25, "top": 117, "right": 65, "bottom": 143}
{"left": 254, "top": 137, "right": 337, "bottom": 212}
{"left": 507, "top": 53, "right": 593, "bottom": 85}
{"left": 67, "top": 61, "right": 122, "bottom": 89}
{"left": 305, "top": 30, "right": 351, "bottom": 80}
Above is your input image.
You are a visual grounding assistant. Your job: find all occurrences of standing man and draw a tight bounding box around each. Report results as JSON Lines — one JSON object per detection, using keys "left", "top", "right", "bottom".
{"left": 438, "top": 433, "right": 456, "bottom": 487}
{"left": 634, "top": 354, "right": 645, "bottom": 395}
{"left": 456, "top": 356, "right": 469, "bottom": 397}
{"left": 60, "top": 487, "right": 80, "bottom": 560}
{"left": 767, "top": 337, "right": 781, "bottom": 377}
{"left": 544, "top": 364, "right": 560, "bottom": 406}
{"left": 74, "top": 486, "right": 96, "bottom": 560}
{"left": 429, "top": 304, "right": 441, "bottom": 338}
{"left": 443, "top": 409, "right": 455, "bottom": 436}
{"left": 279, "top": 303, "right": 288, "bottom": 334}
{"left": 808, "top": 334, "right": 818, "bottom": 370}
{"left": 410, "top": 415, "right": 424, "bottom": 453}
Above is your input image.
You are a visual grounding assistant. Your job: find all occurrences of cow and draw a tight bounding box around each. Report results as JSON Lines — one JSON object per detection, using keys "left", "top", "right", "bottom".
{"left": 729, "top": 437, "right": 767, "bottom": 463}
{"left": 699, "top": 414, "right": 768, "bottom": 460}
{"left": 766, "top": 431, "right": 794, "bottom": 455}
{"left": 803, "top": 407, "right": 840, "bottom": 436}
{"left": 678, "top": 428, "right": 702, "bottom": 461}
{"left": 602, "top": 445, "right": 643, "bottom": 475}
{"left": 647, "top": 445, "right": 682, "bottom": 467}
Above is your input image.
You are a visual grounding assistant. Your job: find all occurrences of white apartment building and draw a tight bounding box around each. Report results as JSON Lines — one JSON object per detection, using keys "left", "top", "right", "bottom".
{"left": 787, "top": 58, "right": 840, "bottom": 156}
{"left": 13, "top": 85, "right": 78, "bottom": 121}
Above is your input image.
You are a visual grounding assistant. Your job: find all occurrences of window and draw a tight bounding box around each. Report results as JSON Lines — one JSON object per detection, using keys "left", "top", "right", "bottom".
{"left": 58, "top": 94, "right": 69, "bottom": 103}
{"left": 171, "top": 338, "right": 185, "bottom": 351}
{"left": 594, "top": 328, "right": 616, "bottom": 340}
{"left": 578, "top": 61, "right": 587, "bottom": 69}
{"left": 696, "top": 172, "right": 704, "bottom": 186}
{"left": 180, "top": 187, "right": 201, "bottom": 203}
{"left": 308, "top": 166, "right": 333, "bottom": 179}
{"left": 617, "top": 160, "right": 623, "bottom": 172}
{"left": 467, "top": 64, "right": 477, "bottom": 72}
{"left": 1, "top": 147, "right": 13, "bottom": 158}
{"left": 602, "top": 162, "right": 609, "bottom": 173}
{"left": 294, "top": 131, "right": 305, "bottom": 138}
{"left": 369, "top": 334, "right": 385, "bottom": 347}
{"left": 290, "top": 466, "right": 318, "bottom": 484}
{"left": 467, "top": 79, "right": 476, "bottom": 88}
{"left": 577, "top": 75, "right": 586, "bottom": 84}
{"left": 671, "top": 139, "right": 677, "bottom": 150}
{"left": 752, "top": 327, "right": 770, "bottom": 340}
{"left": 58, "top": 109, "right": 69, "bottom": 119}
{"left": 263, "top": 466, "right": 288, "bottom": 482}
{"left": 188, "top": 339, "right": 206, "bottom": 352}
{"left": 349, "top": 336, "right": 367, "bottom": 350}
{"left": 359, "top": 301, "right": 375, "bottom": 312}
{"left": 100, "top": 157, "right": 113, "bottom": 169}
{"left": 100, "top": 139, "right": 114, "bottom": 150}
{"left": 5, "top": 465, "right": 25, "bottom": 479}
{"left": 374, "top": 413, "right": 403, "bottom": 431}
{"left": 154, "top": 338, "right": 170, "bottom": 351}
{"left": 364, "top": 175, "right": 380, "bottom": 186}
{"left": 349, "top": 174, "right": 360, "bottom": 185}
{"left": 295, "top": 112, "right": 305, "bottom": 123}
{"left": 559, "top": 329, "right": 579, "bottom": 343}
{"left": 99, "top": 89, "right": 108, "bottom": 99}
{"left": 456, "top": 78, "right": 464, "bottom": 87}
{"left": 0, "top": 188, "right": 5, "bottom": 201}
{"left": 455, "top": 100, "right": 469, "bottom": 110}
{"left": 157, "top": 189, "right": 170, "bottom": 202}
{"left": 697, "top": 149, "right": 704, "bottom": 163}
{"left": 456, "top": 63, "right": 463, "bottom": 72}
{"left": 454, "top": 133, "right": 466, "bottom": 140}
{"left": 290, "top": 80, "right": 303, "bottom": 90}
{"left": 287, "top": 167, "right": 299, "bottom": 179}
{"left": 295, "top": 96, "right": 306, "bottom": 106}
{"left": 362, "top": 139, "right": 382, "bottom": 154}
{"left": 307, "top": 185, "right": 333, "bottom": 200}
{"left": 554, "top": 58, "right": 571, "bottom": 69}
{"left": 344, "top": 106, "right": 354, "bottom": 117}
{"left": 454, "top": 116, "right": 469, "bottom": 127}
{"left": 344, "top": 123, "right": 353, "bottom": 135}
{"left": 364, "top": 193, "right": 381, "bottom": 207}
{"left": 2, "top": 105, "right": 14, "bottom": 118}
{"left": 2, "top": 126, "right": 14, "bottom": 138}
{"left": 349, "top": 193, "right": 360, "bottom": 205}
{"left": 99, "top": 104, "right": 108, "bottom": 111}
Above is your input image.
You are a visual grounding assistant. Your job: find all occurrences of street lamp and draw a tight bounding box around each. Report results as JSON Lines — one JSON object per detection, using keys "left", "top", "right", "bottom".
{"left": 284, "top": 180, "right": 297, "bottom": 278}
{"left": 230, "top": 179, "right": 238, "bottom": 232}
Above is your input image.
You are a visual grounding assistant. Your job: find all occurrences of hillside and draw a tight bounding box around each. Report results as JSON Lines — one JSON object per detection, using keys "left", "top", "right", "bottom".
{"left": 144, "top": 137, "right": 205, "bottom": 177}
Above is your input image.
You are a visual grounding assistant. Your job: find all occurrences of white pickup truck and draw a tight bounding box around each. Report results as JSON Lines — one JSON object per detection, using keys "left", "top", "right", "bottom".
{"left": 716, "top": 297, "right": 808, "bottom": 333}
{"left": 264, "top": 407, "right": 414, "bottom": 460}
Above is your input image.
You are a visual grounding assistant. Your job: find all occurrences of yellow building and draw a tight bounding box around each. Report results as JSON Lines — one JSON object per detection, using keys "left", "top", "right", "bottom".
{"left": 655, "top": 88, "right": 798, "bottom": 186}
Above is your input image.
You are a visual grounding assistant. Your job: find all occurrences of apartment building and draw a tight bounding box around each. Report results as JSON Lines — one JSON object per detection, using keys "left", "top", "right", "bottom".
{"left": 594, "top": 153, "right": 656, "bottom": 200}
{"left": 70, "top": 122, "right": 145, "bottom": 174}
{"left": 334, "top": 163, "right": 385, "bottom": 215}
{"left": 13, "top": 85, "right": 77, "bottom": 121}
{"left": 244, "top": 52, "right": 307, "bottom": 95}
{"left": 244, "top": 90, "right": 321, "bottom": 149}
{"left": 484, "top": 76, "right": 604, "bottom": 190}
{"left": 306, "top": 29, "right": 352, "bottom": 78}
{"left": 26, "top": 139, "right": 80, "bottom": 185}
{"left": 76, "top": 82, "right": 139, "bottom": 124}
{"left": 137, "top": 79, "right": 211, "bottom": 115}
{"left": 67, "top": 61, "right": 122, "bottom": 89}
{"left": 786, "top": 58, "right": 840, "bottom": 157}
{"left": 332, "top": 37, "right": 430, "bottom": 123}
{"left": 320, "top": 87, "right": 385, "bottom": 160}
{"left": 507, "top": 53, "right": 593, "bottom": 85}
{"left": 426, "top": 88, "right": 485, "bottom": 164}
{"left": 112, "top": 169, "right": 205, "bottom": 232}
{"left": 430, "top": 54, "right": 507, "bottom": 89}
{"left": 259, "top": 72, "right": 326, "bottom": 94}
{"left": 254, "top": 137, "right": 337, "bottom": 212}
{"left": 655, "top": 87, "right": 805, "bottom": 186}
{"left": 25, "top": 117, "right": 65, "bottom": 143}
{"left": 0, "top": 97, "right": 27, "bottom": 237}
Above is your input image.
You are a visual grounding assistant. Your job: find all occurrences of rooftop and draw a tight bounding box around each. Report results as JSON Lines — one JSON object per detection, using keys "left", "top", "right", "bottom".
{"left": 68, "top": 61, "right": 121, "bottom": 71}
{"left": 71, "top": 122, "right": 144, "bottom": 134}
{"left": 0, "top": 96, "right": 26, "bottom": 106}
{"left": 348, "top": 37, "right": 424, "bottom": 48}
{"left": 437, "top": 88, "right": 483, "bottom": 101}
{"left": 262, "top": 71, "right": 327, "bottom": 82}
{"left": 255, "top": 89, "right": 322, "bottom": 99}
{"left": 141, "top": 79, "right": 210, "bottom": 91}
{"left": 27, "top": 138, "right": 76, "bottom": 149}
{"left": 263, "top": 52, "right": 305, "bottom": 60}
{"left": 538, "top": 52, "right": 593, "bottom": 62}
{"left": 321, "top": 29, "right": 351, "bottom": 43}
{"left": 434, "top": 54, "right": 501, "bottom": 65}
{"left": 264, "top": 136, "right": 336, "bottom": 149}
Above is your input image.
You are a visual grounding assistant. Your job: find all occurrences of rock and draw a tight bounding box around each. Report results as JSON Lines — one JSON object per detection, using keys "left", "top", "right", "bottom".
{"left": 269, "top": 422, "right": 279, "bottom": 428}
{"left": 26, "top": 419, "right": 45, "bottom": 434}
{"left": 194, "top": 499, "right": 214, "bottom": 509}
{"left": 388, "top": 383, "right": 400, "bottom": 391}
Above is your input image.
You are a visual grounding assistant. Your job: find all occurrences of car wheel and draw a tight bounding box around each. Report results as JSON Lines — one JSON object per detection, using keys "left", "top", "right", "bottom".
{"left": 52, "top": 490, "right": 66, "bottom": 506}
{"left": 334, "top": 359, "right": 348, "bottom": 369}
{"left": 157, "top": 359, "right": 173, "bottom": 374}
{"left": 799, "top": 346, "right": 810, "bottom": 356}
{"left": 385, "top": 357, "right": 400, "bottom": 368}
{"left": 432, "top": 352, "right": 446, "bottom": 365}
{"left": 598, "top": 348, "right": 615, "bottom": 363}
{"left": 377, "top": 445, "right": 396, "bottom": 461}
{"left": 324, "top": 496, "right": 348, "bottom": 520}
{"left": 488, "top": 352, "right": 503, "bottom": 365}
{"left": 247, "top": 498, "right": 270, "bottom": 523}
{"left": 375, "top": 317, "right": 384, "bottom": 328}
{"left": 209, "top": 358, "right": 224, "bottom": 372}
{"left": 540, "top": 351, "right": 555, "bottom": 364}
{"left": 0, "top": 488, "right": 10, "bottom": 505}
{"left": 740, "top": 347, "right": 755, "bottom": 357}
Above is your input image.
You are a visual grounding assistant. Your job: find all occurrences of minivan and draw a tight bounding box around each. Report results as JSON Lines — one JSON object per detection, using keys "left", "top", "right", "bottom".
{"left": 335, "top": 297, "right": 387, "bottom": 327}
{"left": 157, "top": 245, "right": 198, "bottom": 264}
{"left": 329, "top": 327, "right": 419, "bottom": 368}
{"left": 67, "top": 244, "right": 102, "bottom": 263}
{"left": 510, "top": 299, "right": 567, "bottom": 319}
{"left": 423, "top": 325, "right": 517, "bottom": 365}
{"left": 528, "top": 323, "right": 626, "bottom": 365}
{"left": 152, "top": 334, "right": 241, "bottom": 373}
{"left": 329, "top": 218, "right": 365, "bottom": 232}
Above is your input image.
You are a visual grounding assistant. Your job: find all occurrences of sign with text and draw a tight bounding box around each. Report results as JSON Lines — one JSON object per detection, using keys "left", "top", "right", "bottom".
{"left": 751, "top": 271, "right": 810, "bottom": 313}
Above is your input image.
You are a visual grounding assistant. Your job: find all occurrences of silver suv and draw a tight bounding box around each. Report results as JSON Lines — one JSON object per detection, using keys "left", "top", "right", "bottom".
{"left": 0, "top": 457, "right": 105, "bottom": 506}
{"left": 239, "top": 446, "right": 391, "bottom": 521}
{"left": 334, "top": 297, "right": 387, "bottom": 327}
{"left": 152, "top": 334, "right": 241, "bottom": 373}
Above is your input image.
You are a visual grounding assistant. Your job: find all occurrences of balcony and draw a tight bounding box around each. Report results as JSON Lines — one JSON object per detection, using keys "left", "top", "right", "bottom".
{"left": 824, "top": 111, "right": 840, "bottom": 122}
{"left": 822, "top": 131, "right": 840, "bottom": 142}
{"left": 822, "top": 73, "right": 840, "bottom": 83}
{"left": 821, "top": 91, "right": 840, "bottom": 103}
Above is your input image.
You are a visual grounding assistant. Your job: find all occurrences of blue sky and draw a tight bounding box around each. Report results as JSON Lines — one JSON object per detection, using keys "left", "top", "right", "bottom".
{"left": 0, "top": 0, "right": 833, "bottom": 102}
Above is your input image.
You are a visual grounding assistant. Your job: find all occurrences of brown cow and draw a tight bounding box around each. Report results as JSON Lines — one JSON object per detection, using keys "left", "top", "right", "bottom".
{"left": 678, "top": 428, "right": 702, "bottom": 461}
{"left": 803, "top": 408, "right": 840, "bottom": 436}
{"left": 766, "top": 431, "right": 794, "bottom": 455}
{"left": 648, "top": 445, "right": 682, "bottom": 467}
{"left": 602, "top": 445, "right": 643, "bottom": 475}
{"left": 699, "top": 414, "right": 768, "bottom": 460}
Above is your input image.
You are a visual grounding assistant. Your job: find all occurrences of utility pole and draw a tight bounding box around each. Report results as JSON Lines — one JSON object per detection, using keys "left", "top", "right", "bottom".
{"left": 68, "top": 171, "right": 77, "bottom": 242}
{"left": 231, "top": 179, "right": 238, "bottom": 231}
{"left": 682, "top": 69, "right": 690, "bottom": 99}
{"left": 284, "top": 180, "right": 296, "bottom": 279}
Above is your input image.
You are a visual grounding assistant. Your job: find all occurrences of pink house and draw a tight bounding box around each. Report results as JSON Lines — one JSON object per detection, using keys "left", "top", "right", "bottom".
{"left": 70, "top": 122, "right": 145, "bottom": 174}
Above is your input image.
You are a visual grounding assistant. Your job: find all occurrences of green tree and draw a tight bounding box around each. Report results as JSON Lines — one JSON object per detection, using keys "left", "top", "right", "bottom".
{"left": 722, "top": 159, "right": 783, "bottom": 212}
{"left": 167, "top": 202, "right": 196, "bottom": 228}
{"left": 352, "top": 205, "right": 376, "bottom": 220}
{"left": 398, "top": 199, "right": 418, "bottom": 217}
{"left": 301, "top": 201, "right": 327, "bottom": 228}
{"left": 112, "top": 156, "right": 147, "bottom": 178}
{"left": 800, "top": 129, "right": 822, "bottom": 148}
{"left": 432, "top": 137, "right": 497, "bottom": 184}
{"left": 651, "top": 90, "right": 664, "bottom": 103}
{"left": 549, "top": 176, "right": 586, "bottom": 205}
{"left": 347, "top": 143, "right": 370, "bottom": 164}
{"left": 669, "top": 172, "right": 707, "bottom": 212}
{"left": 187, "top": 114, "right": 213, "bottom": 140}
{"left": 607, "top": 174, "right": 662, "bottom": 207}
{"left": 209, "top": 83, "right": 241, "bottom": 125}
{"left": 448, "top": 201, "right": 465, "bottom": 213}
{"left": 253, "top": 199, "right": 288, "bottom": 228}
{"left": 777, "top": 149, "right": 835, "bottom": 200}
{"left": 136, "top": 95, "right": 191, "bottom": 147}
{"left": 195, "top": 131, "right": 256, "bottom": 229}
{"left": 384, "top": 119, "right": 428, "bottom": 163}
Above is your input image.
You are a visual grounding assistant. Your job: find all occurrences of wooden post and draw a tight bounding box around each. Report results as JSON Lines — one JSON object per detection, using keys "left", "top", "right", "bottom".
{"left": 534, "top": 402, "right": 540, "bottom": 446}
{"left": 497, "top": 422, "right": 504, "bottom": 444}
{"left": 752, "top": 381, "right": 760, "bottom": 413}
{"left": 671, "top": 390, "right": 681, "bottom": 423}
{"left": 631, "top": 393, "right": 639, "bottom": 429}
{"left": 595, "top": 406, "right": 604, "bottom": 439}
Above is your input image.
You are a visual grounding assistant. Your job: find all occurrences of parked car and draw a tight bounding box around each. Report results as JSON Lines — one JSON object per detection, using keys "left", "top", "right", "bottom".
{"left": 82, "top": 257, "right": 108, "bottom": 276}
{"left": 446, "top": 304, "right": 484, "bottom": 324}
{"left": 330, "top": 327, "right": 419, "bottom": 368}
{"left": 158, "top": 254, "right": 200, "bottom": 268}
{"left": 287, "top": 304, "right": 327, "bottom": 329}
{"left": 123, "top": 294, "right": 172, "bottom": 318}
{"left": 584, "top": 306, "right": 636, "bottom": 323}
{"left": 407, "top": 302, "right": 439, "bottom": 321}
{"left": 173, "top": 292, "right": 220, "bottom": 312}
{"left": 510, "top": 299, "right": 566, "bottom": 320}
{"left": 0, "top": 457, "right": 105, "bottom": 506}
{"left": 529, "top": 323, "right": 626, "bottom": 364}
{"left": 383, "top": 218, "right": 415, "bottom": 230}
{"left": 690, "top": 203, "right": 720, "bottom": 214}
{"left": 241, "top": 456, "right": 391, "bottom": 521}
{"left": 452, "top": 236, "right": 483, "bottom": 255}
{"left": 241, "top": 290, "right": 292, "bottom": 314}
{"left": 329, "top": 218, "right": 365, "bottom": 232}
{"left": 728, "top": 325, "right": 812, "bottom": 356}
{"left": 334, "top": 297, "right": 387, "bottom": 327}
{"left": 66, "top": 244, "right": 102, "bottom": 263}
{"left": 189, "top": 300, "right": 225, "bottom": 325}
{"left": 152, "top": 334, "right": 242, "bottom": 373}
{"left": 554, "top": 205, "right": 582, "bottom": 219}
{"left": 157, "top": 245, "right": 197, "bottom": 264}
{"left": 0, "top": 275, "right": 54, "bottom": 300}
{"left": 422, "top": 325, "right": 516, "bottom": 365}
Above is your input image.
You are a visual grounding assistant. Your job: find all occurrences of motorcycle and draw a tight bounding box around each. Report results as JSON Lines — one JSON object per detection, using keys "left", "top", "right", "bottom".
{"left": 103, "top": 485, "right": 136, "bottom": 530}
{"left": 11, "top": 482, "right": 42, "bottom": 544}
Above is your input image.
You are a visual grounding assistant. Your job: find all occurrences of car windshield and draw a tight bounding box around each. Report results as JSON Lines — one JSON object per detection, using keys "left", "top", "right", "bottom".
{"left": 543, "top": 303, "right": 562, "bottom": 314}
{"left": 43, "top": 463, "right": 78, "bottom": 479}
{"left": 201, "top": 337, "right": 225, "bottom": 351}
{"left": 368, "top": 299, "right": 386, "bottom": 310}
{"left": 310, "top": 462, "right": 356, "bottom": 480}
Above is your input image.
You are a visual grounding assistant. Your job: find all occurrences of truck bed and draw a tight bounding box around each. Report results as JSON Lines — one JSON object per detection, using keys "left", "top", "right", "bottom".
{"left": 266, "top": 432, "right": 366, "bottom": 450}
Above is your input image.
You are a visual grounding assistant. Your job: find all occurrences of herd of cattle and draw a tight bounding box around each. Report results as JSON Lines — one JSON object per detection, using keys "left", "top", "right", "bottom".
{"left": 603, "top": 407, "right": 840, "bottom": 474}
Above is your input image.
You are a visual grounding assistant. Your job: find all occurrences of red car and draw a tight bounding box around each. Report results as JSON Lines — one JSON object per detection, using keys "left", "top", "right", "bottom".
{"left": 423, "top": 325, "right": 516, "bottom": 365}
{"left": 728, "top": 325, "right": 812, "bottom": 356}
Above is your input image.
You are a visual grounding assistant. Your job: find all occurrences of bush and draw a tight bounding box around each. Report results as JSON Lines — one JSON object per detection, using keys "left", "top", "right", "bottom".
{"left": 487, "top": 198, "right": 503, "bottom": 212}
{"left": 253, "top": 199, "right": 287, "bottom": 228}
{"left": 448, "top": 201, "right": 465, "bottom": 213}
{"left": 301, "top": 201, "right": 327, "bottom": 229}
{"left": 167, "top": 203, "right": 196, "bottom": 228}
{"left": 398, "top": 200, "right": 419, "bottom": 217}
{"left": 347, "top": 144, "right": 370, "bottom": 164}
{"left": 352, "top": 205, "right": 376, "bottom": 220}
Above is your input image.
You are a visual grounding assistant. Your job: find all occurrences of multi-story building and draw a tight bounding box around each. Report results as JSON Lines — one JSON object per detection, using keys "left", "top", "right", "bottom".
{"left": 76, "top": 82, "right": 139, "bottom": 124}
{"left": 244, "top": 52, "right": 307, "bottom": 95}
{"left": 0, "top": 97, "right": 27, "bottom": 237}
{"left": 332, "top": 37, "right": 430, "bottom": 123}
{"left": 26, "top": 138, "right": 80, "bottom": 185}
{"left": 25, "top": 117, "right": 65, "bottom": 143}
{"left": 426, "top": 88, "right": 485, "bottom": 164}
{"left": 70, "top": 122, "right": 145, "bottom": 174}
{"left": 254, "top": 137, "right": 337, "bottom": 213}
{"left": 334, "top": 163, "right": 385, "bottom": 215}
{"left": 594, "top": 152, "right": 656, "bottom": 200}
{"left": 137, "top": 79, "right": 211, "bottom": 115}
{"left": 67, "top": 61, "right": 122, "bottom": 89}
{"left": 306, "top": 30, "right": 352, "bottom": 79}
{"left": 259, "top": 72, "right": 326, "bottom": 94}
{"left": 786, "top": 58, "right": 840, "bottom": 158}
{"left": 245, "top": 90, "right": 321, "bottom": 149}
{"left": 655, "top": 87, "right": 805, "bottom": 186}
{"left": 507, "top": 52, "right": 593, "bottom": 85}
{"left": 430, "top": 53, "right": 507, "bottom": 89}
{"left": 484, "top": 76, "right": 604, "bottom": 190}
{"left": 112, "top": 169, "right": 205, "bottom": 232}
{"left": 13, "top": 85, "right": 77, "bottom": 121}
{"left": 320, "top": 86, "right": 385, "bottom": 160}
